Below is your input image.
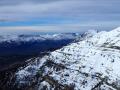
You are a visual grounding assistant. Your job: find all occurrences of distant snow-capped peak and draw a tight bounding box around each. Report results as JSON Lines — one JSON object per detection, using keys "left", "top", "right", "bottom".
{"left": 0, "top": 33, "right": 80, "bottom": 43}
{"left": 75, "top": 29, "right": 98, "bottom": 42}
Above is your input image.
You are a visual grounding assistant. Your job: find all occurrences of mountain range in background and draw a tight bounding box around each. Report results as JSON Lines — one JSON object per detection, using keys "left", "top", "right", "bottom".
{"left": 0, "top": 33, "right": 81, "bottom": 71}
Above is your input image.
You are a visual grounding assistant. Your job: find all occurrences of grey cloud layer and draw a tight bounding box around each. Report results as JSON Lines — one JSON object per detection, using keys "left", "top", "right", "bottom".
{"left": 0, "top": 0, "right": 120, "bottom": 32}
{"left": 0, "top": 0, "right": 59, "bottom": 5}
{"left": 0, "top": 0, "right": 120, "bottom": 20}
{"left": 0, "top": 24, "right": 117, "bottom": 34}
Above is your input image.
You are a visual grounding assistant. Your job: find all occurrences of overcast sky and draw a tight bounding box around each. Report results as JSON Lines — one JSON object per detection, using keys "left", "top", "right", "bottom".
{"left": 0, "top": 0, "right": 120, "bottom": 34}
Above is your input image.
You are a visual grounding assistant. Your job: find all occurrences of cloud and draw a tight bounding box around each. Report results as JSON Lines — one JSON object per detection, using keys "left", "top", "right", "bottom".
{"left": 0, "top": 0, "right": 119, "bottom": 33}
{"left": 0, "top": 22, "right": 118, "bottom": 34}
{"left": 0, "top": 24, "right": 86, "bottom": 33}
{"left": 0, "top": 0, "right": 59, "bottom": 6}
{"left": 0, "top": 0, "right": 120, "bottom": 21}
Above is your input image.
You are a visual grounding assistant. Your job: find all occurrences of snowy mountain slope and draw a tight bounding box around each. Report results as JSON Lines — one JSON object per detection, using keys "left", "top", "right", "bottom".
{"left": 16, "top": 27, "right": 120, "bottom": 90}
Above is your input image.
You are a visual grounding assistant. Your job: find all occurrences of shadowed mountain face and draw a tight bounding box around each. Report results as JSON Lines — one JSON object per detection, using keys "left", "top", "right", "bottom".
{"left": 0, "top": 39, "right": 73, "bottom": 55}
{"left": 0, "top": 33, "right": 80, "bottom": 71}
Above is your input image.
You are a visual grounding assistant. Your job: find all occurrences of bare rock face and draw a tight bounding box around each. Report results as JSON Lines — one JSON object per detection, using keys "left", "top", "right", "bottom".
{"left": 16, "top": 27, "right": 120, "bottom": 90}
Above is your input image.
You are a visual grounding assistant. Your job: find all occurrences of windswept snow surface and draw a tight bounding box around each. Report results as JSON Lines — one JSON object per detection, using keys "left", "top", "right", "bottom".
{"left": 16, "top": 27, "right": 120, "bottom": 90}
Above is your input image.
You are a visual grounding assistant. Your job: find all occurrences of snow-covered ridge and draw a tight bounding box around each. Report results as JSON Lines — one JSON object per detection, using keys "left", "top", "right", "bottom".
{"left": 16, "top": 27, "right": 120, "bottom": 90}
{"left": 0, "top": 33, "right": 80, "bottom": 43}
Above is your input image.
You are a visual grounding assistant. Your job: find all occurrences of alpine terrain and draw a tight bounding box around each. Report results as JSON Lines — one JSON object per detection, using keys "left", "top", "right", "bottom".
{"left": 14, "top": 27, "right": 120, "bottom": 90}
